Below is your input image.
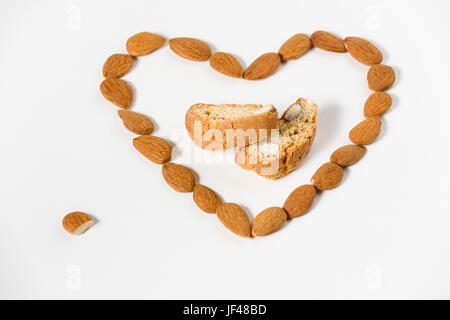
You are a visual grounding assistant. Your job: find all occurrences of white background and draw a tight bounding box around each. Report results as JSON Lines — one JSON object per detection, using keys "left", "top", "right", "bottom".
{"left": 1, "top": 0, "right": 449, "bottom": 299}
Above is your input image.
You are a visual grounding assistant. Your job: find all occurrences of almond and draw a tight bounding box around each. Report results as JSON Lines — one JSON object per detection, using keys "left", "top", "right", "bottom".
{"left": 364, "top": 92, "right": 392, "bottom": 117}
{"left": 282, "top": 103, "right": 302, "bottom": 121}
{"left": 133, "top": 135, "right": 172, "bottom": 164}
{"left": 311, "top": 31, "right": 346, "bottom": 52}
{"left": 243, "top": 53, "right": 281, "bottom": 80}
{"left": 278, "top": 33, "right": 311, "bottom": 60}
{"left": 311, "top": 162, "right": 344, "bottom": 190}
{"left": 283, "top": 184, "right": 316, "bottom": 219}
{"left": 126, "top": 32, "right": 166, "bottom": 56}
{"left": 169, "top": 37, "right": 212, "bottom": 61}
{"left": 252, "top": 207, "right": 287, "bottom": 237}
{"left": 100, "top": 78, "right": 134, "bottom": 109}
{"left": 367, "top": 64, "right": 395, "bottom": 92}
{"left": 193, "top": 184, "right": 222, "bottom": 213}
{"left": 63, "top": 212, "right": 94, "bottom": 235}
{"left": 209, "top": 52, "right": 243, "bottom": 78}
{"left": 162, "top": 163, "right": 195, "bottom": 193}
{"left": 102, "top": 54, "right": 133, "bottom": 78}
{"left": 118, "top": 110, "right": 154, "bottom": 135}
{"left": 349, "top": 116, "right": 381, "bottom": 145}
{"left": 330, "top": 145, "right": 366, "bottom": 167}
{"left": 216, "top": 203, "right": 251, "bottom": 238}
{"left": 344, "top": 37, "right": 383, "bottom": 66}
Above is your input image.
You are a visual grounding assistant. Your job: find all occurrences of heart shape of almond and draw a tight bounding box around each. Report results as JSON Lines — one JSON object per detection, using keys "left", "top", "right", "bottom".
{"left": 98, "top": 31, "right": 395, "bottom": 239}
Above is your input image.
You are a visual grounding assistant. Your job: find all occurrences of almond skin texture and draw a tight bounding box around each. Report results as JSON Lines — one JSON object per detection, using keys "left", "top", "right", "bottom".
{"left": 162, "top": 163, "right": 195, "bottom": 193}
{"left": 364, "top": 92, "right": 392, "bottom": 117}
{"left": 311, "top": 31, "right": 346, "bottom": 52}
{"left": 193, "top": 184, "right": 222, "bottom": 213}
{"left": 252, "top": 207, "right": 287, "bottom": 237}
{"left": 344, "top": 37, "right": 383, "bottom": 66}
{"left": 283, "top": 184, "right": 316, "bottom": 219}
{"left": 330, "top": 145, "right": 366, "bottom": 167}
{"left": 102, "top": 54, "right": 133, "bottom": 78}
{"left": 209, "top": 52, "right": 243, "bottom": 78}
{"left": 133, "top": 135, "right": 172, "bottom": 164}
{"left": 349, "top": 116, "right": 381, "bottom": 145}
{"left": 126, "top": 32, "right": 166, "bottom": 56}
{"left": 118, "top": 110, "right": 154, "bottom": 135}
{"left": 100, "top": 78, "right": 134, "bottom": 109}
{"left": 243, "top": 53, "right": 281, "bottom": 80}
{"left": 216, "top": 203, "right": 251, "bottom": 238}
{"left": 367, "top": 64, "right": 395, "bottom": 92}
{"left": 278, "top": 33, "right": 311, "bottom": 60}
{"left": 169, "top": 37, "right": 212, "bottom": 61}
{"left": 63, "top": 212, "right": 94, "bottom": 235}
{"left": 311, "top": 162, "right": 344, "bottom": 191}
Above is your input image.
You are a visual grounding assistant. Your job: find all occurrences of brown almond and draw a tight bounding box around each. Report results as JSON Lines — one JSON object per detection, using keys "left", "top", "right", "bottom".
{"left": 63, "top": 212, "right": 94, "bottom": 235}
{"left": 311, "top": 31, "right": 346, "bottom": 52}
{"left": 209, "top": 52, "right": 243, "bottom": 78}
{"left": 344, "top": 37, "right": 383, "bottom": 66}
{"left": 278, "top": 33, "right": 311, "bottom": 60}
{"left": 364, "top": 92, "right": 392, "bottom": 117}
{"left": 118, "top": 110, "right": 154, "bottom": 135}
{"left": 283, "top": 184, "right": 316, "bottom": 219}
{"left": 216, "top": 203, "right": 251, "bottom": 238}
{"left": 162, "top": 163, "right": 195, "bottom": 193}
{"left": 169, "top": 37, "right": 212, "bottom": 61}
{"left": 311, "top": 162, "right": 344, "bottom": 191}
{"left": 126, "top": 32, "right": 166, "bottom": 56}
{"left": 193, "top": 184, "right": 222, "bottom": 213}
{"left": 349, "top": 116, "right": 381, "bottom": 145}
{"left": 102, "top": 54, "right": 133, "bottom": 78}
{"left": 100, "top": 78, "right": 134, "bottom": 109}
{"left": 330, "top": 145, "right": 366, "bottom": 167}
{"left": 367, "top": 64, "right": 395, "bottom": 92}
{"left": 243, "top": 53, "right": 281, "bottom": 80}
{"left": 133, "top": 135, "right": 172, "bottom": 164}
{"left": 252, "top": 207, "right": 287, "bottom": 237}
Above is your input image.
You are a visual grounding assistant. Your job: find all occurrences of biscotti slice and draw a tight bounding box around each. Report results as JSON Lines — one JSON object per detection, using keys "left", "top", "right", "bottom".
{"left": 185, "top": 103, "right": 278, "bottom": 150}
{"left": 235, "top": 98, "right": 317, "bottom": 179}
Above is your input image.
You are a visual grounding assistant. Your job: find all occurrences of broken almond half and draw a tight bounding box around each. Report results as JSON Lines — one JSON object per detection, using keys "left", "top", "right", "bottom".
{"left": 63, "top": 212, "right": 94, "bottom": 235}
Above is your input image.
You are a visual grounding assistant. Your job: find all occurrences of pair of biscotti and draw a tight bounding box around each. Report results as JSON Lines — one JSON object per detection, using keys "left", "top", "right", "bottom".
{"left": 185, "top": 98, "right": 317, "bottom": 179}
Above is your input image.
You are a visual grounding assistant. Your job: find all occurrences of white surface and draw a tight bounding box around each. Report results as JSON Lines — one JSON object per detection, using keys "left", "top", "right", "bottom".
{"left": 1, "top": 0, "right": 449, "bottom": 299}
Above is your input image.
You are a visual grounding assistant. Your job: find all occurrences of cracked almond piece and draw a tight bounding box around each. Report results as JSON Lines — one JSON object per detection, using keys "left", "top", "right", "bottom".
{"left": 367, "top": 64, "right": 395, "bottom": 92}
{"left": 185, "top": 103, "right": 278, "bottom": 150}
{"left": 193, "top": 184, "right": 222, "bottom": 213}
{"left": 236, "top": 98, "right": 317, "bottom": 179}
{"left": 311, "top": 31, "right": 346, "bottom": 52}
{"left": 252, "top": 207, "right": 287, "bottom": 237}
{"left": 118, "top": 110, "right": 154, "bottom": 135}
{"left": 102, "top": 54, "right": 133, "bottom": 78}
{"left": 330, "top": 145, "right": 366, "bottom": 167}
{"left": 209, "top": 52, "right": 243, "bottom": 78}
{"left": 126, "top": 32, "right": 166, "bottom": 56}
{"left": 169, "top": 37, "right": 212, "bottom": 61}
{"left": 243, "top": 53, "right": 281, "bottom": 80}
{"left": 216, "top": 203, "right": 251, "bottom": 238}
{"left": 344, "top": 37, "right": 383, "bottom": 66}
{"left": 63, "top": 212, "right": 94, "bottom": 235}
{"left": 283, "top": 184, "right": 316, "bottom": 219}
{"left": 364, "top": 92, "right": 392, "bottom": 117}
{"left": 349, "top": 116, "right": 381, "bottom": 145}
{"left": 100, "top": 78, "right": 134, "bottom": 109}
{"left": 133, "top": 135, "right": 172, "bottom": 164}
{"left": 162, "top": 163, "right": 195, "bottom": 193}
{"left": 311, "top": 162, "right": 343, "bottom": 191}
{"left": 278, "top": 34, "right": 311, "bottom": 60}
